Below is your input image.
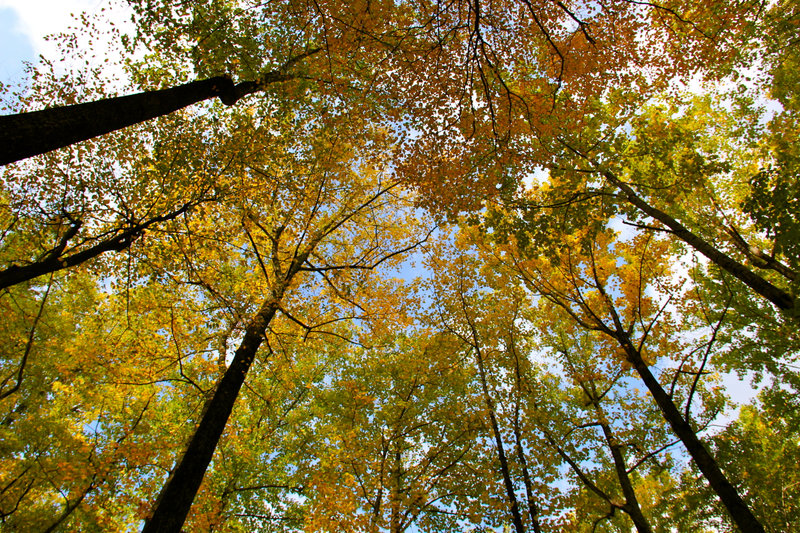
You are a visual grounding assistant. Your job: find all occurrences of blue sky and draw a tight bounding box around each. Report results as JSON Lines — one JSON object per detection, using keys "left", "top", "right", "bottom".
{"left": 0, "top": 6, "right": 35, "bottom": 89}
{"left": 0, "top": 0, "right": 112, "bottom": 92}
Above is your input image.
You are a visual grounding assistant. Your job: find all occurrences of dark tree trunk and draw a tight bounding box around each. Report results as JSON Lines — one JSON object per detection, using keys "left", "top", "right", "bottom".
{"left": 471, "top": 342, "right": 526, "bottom": 533}
{"left": 1, "top": 49, "right": 318, "bottom": 165}
{"left": 619, "top": 338, "right": 765, "bottom": 533}
{"left": 0, "top": 78, "right": 237, "bottom": 165}
{"left": 486, "top": 403, "right": 526, "bottom": 533}
{"left": 571, "top": 369, "right": 653, "bottom": 533}
{"left": 597, "top": 416, "right": 653, "bottom": 533}
{"left": 142, "top": 295, "right": 282, "bottom": 533}
{"left": 459, "top": 291, "right": 526, "bottom": 533}
{"left": 604, "top": 170, "right": 795, "bottom": 312}
{"left": 512, "top": 415, "right": 542, "bottom": 533}
{"left": 559, "top": 348, "right": 653, "bottom": 533}
{"left": 390, "top": 450, "right": 404, "bottom": 533}
{"left": 509, "top": 335, "right": 542, "bottom": 533}
{"left": 580, "top": 244, "right": 765, "bottom": 533}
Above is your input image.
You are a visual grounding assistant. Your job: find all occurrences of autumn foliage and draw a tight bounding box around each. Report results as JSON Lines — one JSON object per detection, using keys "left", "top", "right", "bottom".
{"left": 0, "top": 0, "right": 798, "bottom": 532}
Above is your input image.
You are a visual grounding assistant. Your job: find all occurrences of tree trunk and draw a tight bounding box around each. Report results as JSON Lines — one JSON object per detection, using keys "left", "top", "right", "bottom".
{"left": 471, "top": 341, "right": 526, "bottom": 533}
{"left": 142, "top": 294, "right": 282, "bottom": 533}
{"left": 0, "top": 78, "right": 237, "bottom": 166}
{"left": 509, "top": 337, "right": 542, "bottom": 533}
{"left": 620, "top": 338, "right": 765, "bottom": 533}
{"left": 604, "top": 170, "right": 795, "bottom": 312}
{"left": 512, "top": 415, "right": 542, "bottom": 533}
{"left": 597, "top": 413, "right": 653, "bottom": 533}
{"left": 0, "top": 49, "right": 318, "bottom": 165}
{"left": 570, "top": 370, "right": 654, "bottom": 533}
{"left": 390, "top": 450, "right": 404, "bottom": 533}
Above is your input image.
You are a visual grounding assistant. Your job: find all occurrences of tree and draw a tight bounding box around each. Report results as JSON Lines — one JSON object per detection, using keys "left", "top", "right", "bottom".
{"left": 0, "top": 87, "right": 240, "bottom": 291}
{"left": 2, "top": 58, "right": 432, "bottom": 528}
{"left": 141, "top": 111, "right": 432, "bottom": 529}
{"left": 489, "top": 90, "right": 797, "bottom": 314}
{"left": 426, "top": 239, "right": 533, "bottom": 533}
{"left": 4, "top": 0, "right": 758, "bottom": 191}
{"left": 424, "top": 229, "right": 714, "bottom": 533}
{"left": 1, "top": 0, "right": 797, "bottom": 530}
{"left": 0, "top": 269, "right": 191, "bottom": 529}
{"left": 0, "top": 50, "right": 320, "bottom": 166}
{"left": 0, "top": 199, "right": 200, "bottom": 290}
{"left": 300, "top": 331, "right": 484, "bottom": 532}
{"left": 542, "top": 329, "right": 657, "bottom": 533}
{"left": 480, "top": 216, "right": 764, "bottom": 532}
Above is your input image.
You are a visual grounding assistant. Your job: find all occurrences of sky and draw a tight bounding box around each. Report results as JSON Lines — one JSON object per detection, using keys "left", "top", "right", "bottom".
{"left": 0, "top": 5, "right": 34, "bottom": 87}
{"left": 0, "top": 0, "right": 121, "bottom": 90}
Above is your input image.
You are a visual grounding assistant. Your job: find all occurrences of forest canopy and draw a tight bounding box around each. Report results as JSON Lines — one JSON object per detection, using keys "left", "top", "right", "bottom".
{"left": 0, "top": 0, "right": 798, "bottom": 531}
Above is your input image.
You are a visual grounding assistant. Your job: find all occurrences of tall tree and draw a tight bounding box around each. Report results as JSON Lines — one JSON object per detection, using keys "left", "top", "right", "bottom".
{"left": 140, "top": 110, "right": 431, "bottom": 529}
{"left": 481, "top": 217, "right": 764, "bottom": 532}
{"left": 542, "top": 330, "right": 657, "bottom": 533}
{"left": 427, "top": 246, "right": 528, "bottom": 532}
{"left": 299, "top": 331, "right": 484, "bottom": 532}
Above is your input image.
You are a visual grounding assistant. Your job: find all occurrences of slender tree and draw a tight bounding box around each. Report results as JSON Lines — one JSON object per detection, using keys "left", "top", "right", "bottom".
{"left": 486, "top": 221, "right": 766, "bottom": 533}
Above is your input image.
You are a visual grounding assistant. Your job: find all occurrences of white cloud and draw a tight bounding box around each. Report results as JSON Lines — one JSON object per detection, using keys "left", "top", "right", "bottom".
{"left": 0, "top": 0, "right": 106, "bottom": 59}
{"left": 0, "top": 0, "right": 135, "bottom": 93}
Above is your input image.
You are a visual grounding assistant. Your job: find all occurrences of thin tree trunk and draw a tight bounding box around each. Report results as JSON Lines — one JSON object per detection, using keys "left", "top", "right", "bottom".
{"left": 0, "top": 49, "right": 319, "bottom": 165}
{"left": 390, "top": 450, "right": 404, "bottom": 533}
{"left": 43, "top": 478, "right": 95, "bottom": 533}
{"left": 458, "top": 290, "right": 526, "bottom": 533}
{"left": 472, "top": 342, "right": 526, "bottom": 533}
{"left": 595, "top": 409, "right": 653, "bottom": 533}
{"left": 512, "top": 413, "right": 541, "bottom": 533}
{"left": 142, "top": 292, "right": 283, "bottom": 532}
{"left": 619, "top": 337, "right": 765, "bottom": 533}
{"left": 583, "top": 245, "right": 765, "bottom": 533}
{"left": 568, "top": 364, "right": 654, "bottom": 533}
{"left": 509, "top": 334, "right": 542, "bottom": 533}
{"left": 604, "top": 170, "right": 795, "bottom": 312}
{"left": 556, "top": 348, "right": 652, "bottom": 532}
